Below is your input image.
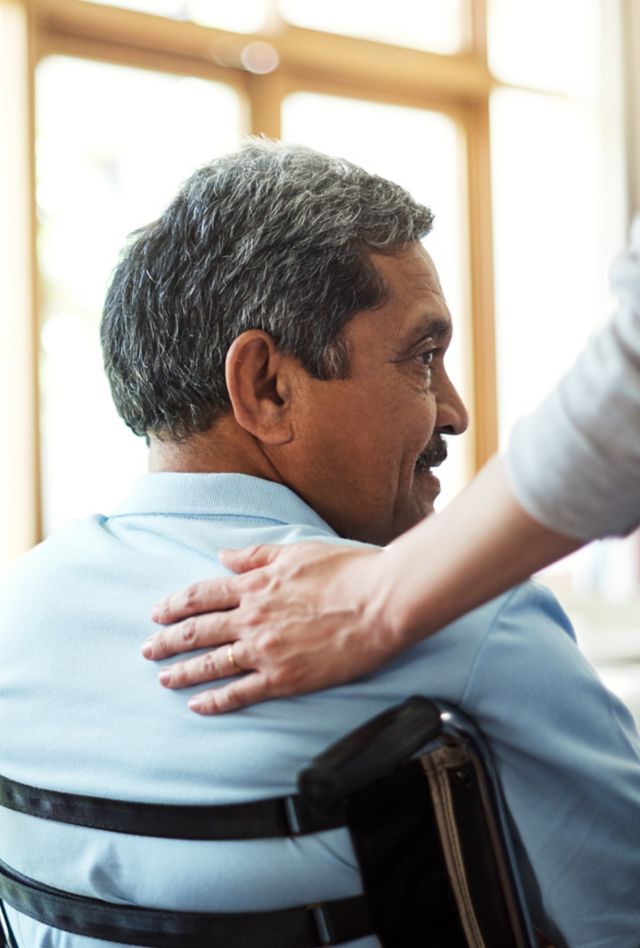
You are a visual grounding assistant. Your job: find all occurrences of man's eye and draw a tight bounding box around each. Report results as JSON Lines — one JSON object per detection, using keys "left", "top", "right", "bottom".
{"left": 416, "top": 350, "right": 435, "bottom": 367}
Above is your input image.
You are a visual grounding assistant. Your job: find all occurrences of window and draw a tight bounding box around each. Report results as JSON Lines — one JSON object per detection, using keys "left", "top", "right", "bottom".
{"left": 36, "top": 56, "right": 244, "bottom": 530}
{"left": 77, "top": 0, "right": 269, "bottom": 32}
{"left": 279, "top": 0, "right": 468, "bottom": 54}
{"left": 489, "top": 0, "right": 625, "bottom": 440}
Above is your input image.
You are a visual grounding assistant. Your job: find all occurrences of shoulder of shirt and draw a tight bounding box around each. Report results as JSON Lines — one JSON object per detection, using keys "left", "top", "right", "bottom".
{"left": 469, "top": 579, "right": 576, "bottom": 652}
{"left": 454, "top": 580, "right": 579, "bottom": 706}
{"left": 422, "top": 579, "right": 574, "bottom": 652}
{"left": 377, "top": 581, "right": 576, "bottom": 702}
{"left": 0, "top": 515, "right": 108, "bottom": 586}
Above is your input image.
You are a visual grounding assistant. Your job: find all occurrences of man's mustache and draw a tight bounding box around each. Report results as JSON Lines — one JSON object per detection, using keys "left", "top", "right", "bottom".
{"left": 415, "top": 436, "right": 448, "bottom": 471}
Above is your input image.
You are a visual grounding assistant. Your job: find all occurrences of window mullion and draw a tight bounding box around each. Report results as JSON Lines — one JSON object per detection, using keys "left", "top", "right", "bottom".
{"left": 465, "top": 99, "right": 498, "bottom": 469}
{"left": 468, "top": 0, "right": 489, "bottom": 60}
{"left": 0, "top": 0, "right": 42, "bottom": 562}
{"left": 248, "top": 71, "right": 284, "bottom": 138}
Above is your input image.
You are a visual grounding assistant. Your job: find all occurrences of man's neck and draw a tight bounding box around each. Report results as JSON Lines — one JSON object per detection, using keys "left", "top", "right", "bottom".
{"left": 147, "top": 418, "right": 285, "bottom": 484}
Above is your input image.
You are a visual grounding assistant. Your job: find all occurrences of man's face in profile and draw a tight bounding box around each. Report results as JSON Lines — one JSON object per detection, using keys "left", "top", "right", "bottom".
{"left": 286, "top": 242, "right": 468, "bottom": 546}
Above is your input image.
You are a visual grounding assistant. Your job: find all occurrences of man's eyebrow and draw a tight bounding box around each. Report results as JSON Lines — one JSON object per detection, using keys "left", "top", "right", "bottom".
{"left": 401, "top": 316, "right": 451, "bottom": 348}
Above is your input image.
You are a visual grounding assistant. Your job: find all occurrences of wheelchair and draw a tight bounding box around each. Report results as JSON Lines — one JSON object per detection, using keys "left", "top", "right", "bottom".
{"left": 0, "top": 696, "right": 549, "bottom": 947}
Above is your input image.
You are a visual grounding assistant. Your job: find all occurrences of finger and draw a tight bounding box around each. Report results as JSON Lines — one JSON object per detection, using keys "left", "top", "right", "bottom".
{"left": 218, "top": 544, "right": 285, "bottom": 573}
{"left": 142, "top": 614, "right": 233, "bottom": 660}
{"left": 157, "top": 646, "right": 242, "bottom": 689}
{"left": 188, "top": 673, "right": 271, "bottom": 714}
{"left": 151, "top": 576, "right": 241, "bottom": 625}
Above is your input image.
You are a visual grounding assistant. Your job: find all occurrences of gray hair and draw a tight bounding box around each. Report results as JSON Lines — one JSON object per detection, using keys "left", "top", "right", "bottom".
{"left": 101, "top": 139, "right": 433, "bottom": 440}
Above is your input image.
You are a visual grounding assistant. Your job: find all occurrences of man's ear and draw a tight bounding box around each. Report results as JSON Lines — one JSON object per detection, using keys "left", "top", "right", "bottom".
{"left": 225, "top": 330, "right": 294, "bottom": 444}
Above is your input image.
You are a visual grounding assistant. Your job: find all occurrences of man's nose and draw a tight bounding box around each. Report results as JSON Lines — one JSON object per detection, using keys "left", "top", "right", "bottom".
{"left": 435, "top": 374, "right": 469, "bottom": 436}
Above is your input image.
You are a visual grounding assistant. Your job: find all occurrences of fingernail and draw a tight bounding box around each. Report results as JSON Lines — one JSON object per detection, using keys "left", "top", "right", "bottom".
{"left": 151, "top": 605, "right": 161, "bottom": 622}
{"left": 141, "top": 639, "right": 153, "bottom": 659}
{"left": 189, "top": 698, "right": 203, "bottom": 712}
{"left": 158, "top": 670, "right": 171, "bottom": 686}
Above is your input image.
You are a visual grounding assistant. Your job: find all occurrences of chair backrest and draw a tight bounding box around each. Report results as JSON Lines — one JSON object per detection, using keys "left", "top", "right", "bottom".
{"left": 299, "top": 695, "right": 541, "bottom": 948}
{"left": 0, "top": 696, "right": 545, "bottom": 947}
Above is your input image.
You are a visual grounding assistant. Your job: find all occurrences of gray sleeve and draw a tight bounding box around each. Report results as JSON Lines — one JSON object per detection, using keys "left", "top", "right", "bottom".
{"left": 505, "top": 220, "right": 640, "bottom": 540}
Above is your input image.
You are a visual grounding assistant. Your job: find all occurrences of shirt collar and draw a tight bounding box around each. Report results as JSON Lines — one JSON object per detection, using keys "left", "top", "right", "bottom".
{"left": 110, "top": 472, "right": 336, "bottom": 534}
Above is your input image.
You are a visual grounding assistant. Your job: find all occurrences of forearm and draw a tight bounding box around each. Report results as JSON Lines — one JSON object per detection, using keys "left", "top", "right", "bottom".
{"left": 382, "top": 455, "right": 583, "bottom": 645}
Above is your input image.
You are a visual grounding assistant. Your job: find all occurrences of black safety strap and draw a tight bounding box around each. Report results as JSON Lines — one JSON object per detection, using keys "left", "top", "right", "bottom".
{"left": 0, "top": 773, "right": 365, "bottom": 946}
{"left": 0, "top": 860, "right": 371, "bottom": 948}
{"left": 0, "top": 698, "right": 538, "bottom": 947}
{"left": 0, "top": 772, "right": 344, "bottom": 840}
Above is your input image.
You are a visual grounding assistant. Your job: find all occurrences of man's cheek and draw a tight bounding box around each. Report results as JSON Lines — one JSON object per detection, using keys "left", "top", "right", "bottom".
{"left": 412, "top": 473, "right": 439, "bottom": 508}
{"left": 399, "top": 482, "right": 435, "bottom": 528}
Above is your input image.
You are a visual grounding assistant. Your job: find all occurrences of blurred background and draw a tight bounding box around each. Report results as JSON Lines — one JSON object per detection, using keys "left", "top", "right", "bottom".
{"left": 1, "top": 0, "right": 639, "bottom": 716}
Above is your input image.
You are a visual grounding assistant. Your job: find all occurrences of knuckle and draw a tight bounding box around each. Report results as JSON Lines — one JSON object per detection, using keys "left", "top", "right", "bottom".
{"left": 243, "top": 571, "right": 267, "bottom": 593}
{"left": 183, "top": 583, "right": 201, "bottom": 611}
{"left": 152, "top": 635, "right": 169, "bottom": 659}
{"left": 257, "top": 630, "right": 282, "bottom": 657}
{"left": 243, "top": 607, "right": 263, "bottom": 628}
{"left": 213, "top": 577, "right": 230, "bottom": 602}
{"left": 265, "top": 574, "right": 283, "bottom": 594}
{"left": 219, "top": 685, "right": 241, "bottom": 711}
{"left": 170, "top": 662, "right": 186, "bottom": 687}
{"left": 202, "top": 651, "right": 218, "bottom": 676}
{"left": 267, "top": 667, "right": 289, "bottom": 692}
{"left": 181, "top": 617, "right": 199, "bottom": 646}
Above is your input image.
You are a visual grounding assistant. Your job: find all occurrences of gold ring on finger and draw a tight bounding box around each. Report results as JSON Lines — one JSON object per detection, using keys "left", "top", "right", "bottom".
{"left": 227, "top": 644, "right": 242, "bottom": 674}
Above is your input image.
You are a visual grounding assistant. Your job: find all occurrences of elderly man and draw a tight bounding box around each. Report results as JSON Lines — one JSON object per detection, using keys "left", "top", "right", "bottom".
{"left": 0, "top": 141, "right": 639, "bottom": 948}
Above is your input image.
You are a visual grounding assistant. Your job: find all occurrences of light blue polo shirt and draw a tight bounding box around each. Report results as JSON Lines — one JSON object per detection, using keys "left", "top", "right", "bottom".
{"left": 1, "top": 474, "right": 639, "bottom": 947}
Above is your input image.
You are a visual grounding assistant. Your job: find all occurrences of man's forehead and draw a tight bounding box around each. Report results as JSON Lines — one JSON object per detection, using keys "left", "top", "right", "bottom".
{"left": 372, "top": 245, "right": 445, "bottom": 301}
{"left": 373, "top": 245, "right": 451, "bottom": 328}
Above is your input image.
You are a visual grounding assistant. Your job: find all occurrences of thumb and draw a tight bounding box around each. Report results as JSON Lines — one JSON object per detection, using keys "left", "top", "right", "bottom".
{"left": 219, "top": 544, "right": 285, "bottom": 573}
